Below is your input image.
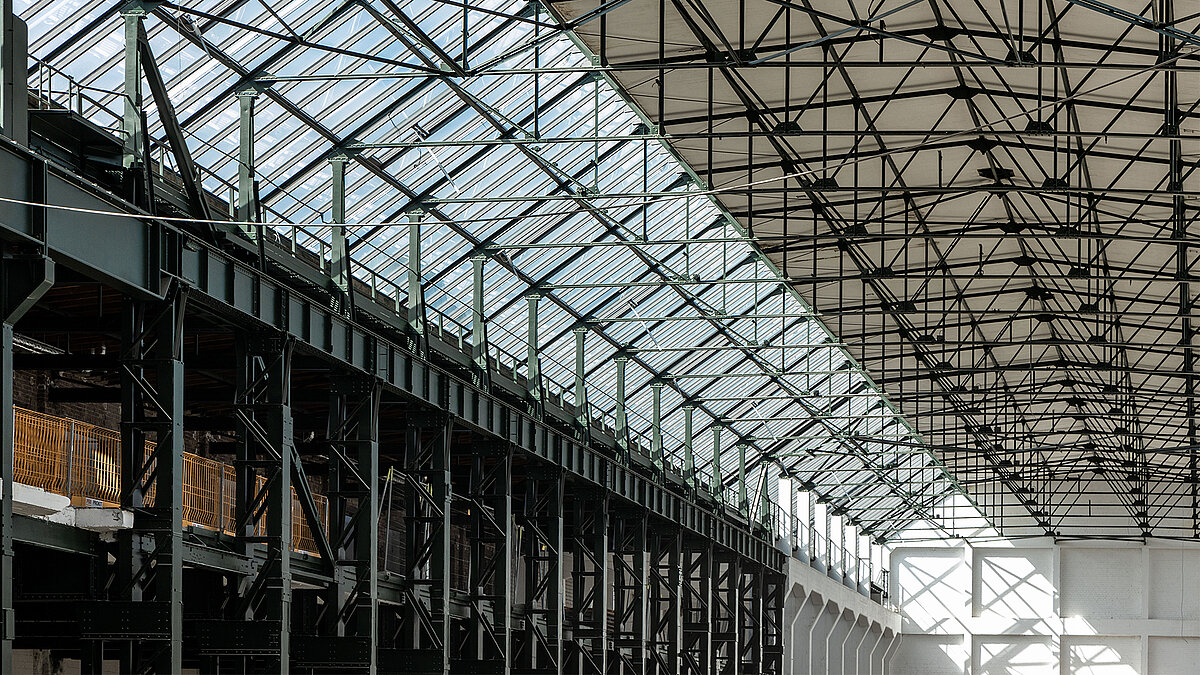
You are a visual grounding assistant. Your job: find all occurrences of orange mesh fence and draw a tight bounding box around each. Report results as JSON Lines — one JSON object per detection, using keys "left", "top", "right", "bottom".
{"left": 11, "top": 407, "right": 327, "bottom": 554}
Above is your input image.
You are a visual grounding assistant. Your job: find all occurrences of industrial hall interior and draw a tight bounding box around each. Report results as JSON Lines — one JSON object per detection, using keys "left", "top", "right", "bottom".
{"left": 0, "top": 0, "right": 1196, "bottom": 673}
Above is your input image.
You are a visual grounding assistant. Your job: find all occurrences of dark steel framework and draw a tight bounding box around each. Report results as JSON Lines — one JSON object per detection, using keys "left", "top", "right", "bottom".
{"left": 0, "top": 14, "right": 789, "bottom": 674}
{"left": 15, "top": 0, "right": 978, "bottom": 552}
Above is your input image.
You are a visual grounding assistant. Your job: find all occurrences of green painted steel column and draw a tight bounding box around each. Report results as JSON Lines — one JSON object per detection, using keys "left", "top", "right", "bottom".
{"left": 615, "top": 355, "right": 629, "bottom": 462}
{"left": 737, "top": 443, "right": 748, "bottom": 516}
{"left": 682, "top": 404, "right": 695, "bottom": 488}
{"left": 650, "top": 381, "right": 664, "bottom": 472}
{"left": 574, "top": 326, "right": 588, "bottom": 436}
{"left": 711, "top": 423, "right": 723, "bottom": 504}
{"left": 406, "top": 211, "right": 424, "bottom": 338}
{"left": 525, "top": 293, "right": 541, "bottom": 413}
{"left": 759, "top": 471, "right": 772, "bottom": 530}
{"left": 121, "top": 6, "right": 144, "bottom": 169}
{"left": 471, "top": 255, "right": 489, "bottom": 384}
{"left": 235, "top": 87, "right": 258, "bottom": 234}
{"left": 330, "top": 155, "right": 351, "bottom": 303}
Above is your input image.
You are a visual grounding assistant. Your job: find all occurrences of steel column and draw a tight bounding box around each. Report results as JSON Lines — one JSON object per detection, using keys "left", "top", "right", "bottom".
{"left": 473, "top": 255, "right": 490, "bottom": 388}
{"left": 609, "top": 508, "right": 647, "bottom": 675}
{"left": 711, "top": 552, "right": 739, "bottom": 675}
{"left": 516, "top": 465, "right": 564, "bottom": 673}
{"left": 567, "top": 488, "right": 608, "bottom": 674}
{"left": 526, "top": 294, "right": 542, "bottom": 417}
{"left": 330, "top": 155, "right": 352, "bottom": 307}
{"left": 407, "top": 211, "right": 426, "bottom": 339}
{"left": 682, "top": 404, "right": 695, "bottom": 489}
{"left": 357, "top": 380, "right": 382, "bottom": 669}
{"left": 121, "top": 6, "right": 144, "bottom": 169}
{"left": 0, "top": 0, "right": 16, "bottom": 143}
{"left": 647, "top": 524, "right": 680, "bottom": 674}
{"left": 650, "top": 382, "right": 664, "bottom": 473}
{"left": 114, "top": 285, "right": 187, "bottom": 673}
{"left": 319, "top": 376, "right": 380, "bottom": 670}
{"left": 0, "top": 252, "right": 53, "bottom": 673}
{"left": 399, "top": 412, "right": 452, "bottom": 672}
{"left": 614, "top": 355, "right": 628, "bottom": 463}
{"left": 712, "top": 424, "right": 724, "bottom": 504}
{"left": 236, "top": 88, "right": 258, "bottom": 230}
{"left": 679, "top": 535, "right": 712, "bottom": 675}
{"left": 231, "top": 333, "right": 295, "bottom": 673}
{"left": 737, "top": 443, "right": 748, "bottom": 516}
{"left": 574, "top": 326, "right": 588, "bottom": 438}
{"left": 738, "top": 566, "right": 762, "bottom": 674}
{"left": 459, "top": 439, "right": 512, "bottom": 672}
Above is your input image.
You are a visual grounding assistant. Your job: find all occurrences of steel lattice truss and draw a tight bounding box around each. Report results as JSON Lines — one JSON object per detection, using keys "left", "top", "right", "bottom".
{"left": 26, "top": 0, "right": 1198, "bottom": 541}
{"left": 554, "top": 0, "right": 1200, "bottom": 539}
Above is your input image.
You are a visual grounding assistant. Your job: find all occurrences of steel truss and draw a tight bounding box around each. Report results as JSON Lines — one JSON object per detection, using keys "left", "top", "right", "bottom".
{"left": 14, "top": 0, "right": 972, "bottom": 547}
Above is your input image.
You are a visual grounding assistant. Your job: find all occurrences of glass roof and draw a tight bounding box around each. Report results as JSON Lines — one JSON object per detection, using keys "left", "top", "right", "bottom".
{"left": 20, "top": 0, "right": 976, "bottom": 540}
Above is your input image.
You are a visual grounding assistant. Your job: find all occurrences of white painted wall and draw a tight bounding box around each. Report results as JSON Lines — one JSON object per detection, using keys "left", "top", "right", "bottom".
{"left": 783, "top": 549, "right": 902, "bottom": 674}
{"left": 889, "top": 538, "right": 1200, "bottom": 675}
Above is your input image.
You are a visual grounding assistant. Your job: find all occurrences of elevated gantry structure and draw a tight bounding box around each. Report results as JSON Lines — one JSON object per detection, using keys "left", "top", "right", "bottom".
{"left": 0, "top": 0, "right": 1192, "bottom": 672}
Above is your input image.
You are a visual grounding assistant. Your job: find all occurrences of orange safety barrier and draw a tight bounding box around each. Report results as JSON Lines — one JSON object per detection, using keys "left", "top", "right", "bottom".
{"left": 11, "top": 407, "right": 328, "bottom": 555}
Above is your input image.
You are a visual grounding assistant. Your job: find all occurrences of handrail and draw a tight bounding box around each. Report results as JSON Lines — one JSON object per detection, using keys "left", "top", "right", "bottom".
{"left": 12, "top": 407, "right": 327, "bottom": 555}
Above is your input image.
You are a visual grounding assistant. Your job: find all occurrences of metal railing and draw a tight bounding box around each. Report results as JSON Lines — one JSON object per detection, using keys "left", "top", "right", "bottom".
{"left": 12, "top": 407, "right": 328, "bottom": 555}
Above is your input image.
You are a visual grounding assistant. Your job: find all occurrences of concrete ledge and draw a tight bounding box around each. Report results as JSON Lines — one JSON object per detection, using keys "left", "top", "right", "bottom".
{"left": 1, "top": 482, "right": 72, "bottom": 517}
{"left": 72, "top": 507, "right": 134, "bottom": 532}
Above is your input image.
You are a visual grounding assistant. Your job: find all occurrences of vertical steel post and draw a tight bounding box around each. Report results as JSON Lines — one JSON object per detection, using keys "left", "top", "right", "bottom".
{"left": 1, "top": 0, "right": 14, "bottom": 142}
{"left": 648, "top": 526, "right": 681, "bottom": 675}
{"left": 154, "top": 290, "right": 185, "bottom": 675}
{"left": 679, "top": 535, "right": 711, "bottom": 675}
{"left": 236, "top": 89, "right": 257, "bottom": 230}
{"left": 682, "top": 404, "right": 695, "bottom": 488}
{"left": 463, "top": 440, "right": 511, "bottom": 671}
{"left": 789, "top": 486, "right": 799, "bottom": 552}
{"left": 121, "top": 7, "right": 144, "bottom": 169}
{"left": 650, "top": 381, "right": 664, "bottom": 472}
{"left": 265, "top": 338, "right": 294, "bottom": 674}
{"left": 711, "top": 552, "right": 739, "bottom": 675}
{"left": 711, "top": 424, "right": 723, "bottom": 504}
{"left": 615, "top": 355, "right": 629, "bottom": 462}
{"left": 517, "top": 467, "right": 564, "bottom": 672}
{"left": 0, "top": 324, "right": 13, "bottom": 673}
{"left": 357, "top": 381, "right": 381, "bottom": 672}
{"left": 760, "top": 471, "right": 773, "bottom": 530}
{"left": 808, "top": 491, "right": 817, "bottom": 564}
{"left": 737, "top": 443, "right": 749, "bottom": 516}
{"left": 574, "top": 326, "right": 588, "bottom": 436}
{"left": 569, "top": 487, "right": 608, "bottom": 674}
{"left": 0, "top": 254, "right": 52, "bottom": 674}
{"left": 401, "top": 414, "right": 452, "bottom": 668}
{"left": 610, "top": 509, "right": 648, "bottom": 674}
{"left": 472, "top": 255, "right": 489, "bottom": 384}
{"left": 407, "top": 211, "right": 425, "bottom": 338}
{"left": 330, "top": 155, "right": 351, "bottom": 305}
{"left": 526, "top": 293, "right": 541, "bottom": 414}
